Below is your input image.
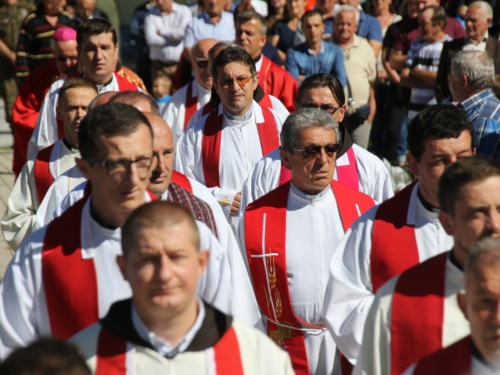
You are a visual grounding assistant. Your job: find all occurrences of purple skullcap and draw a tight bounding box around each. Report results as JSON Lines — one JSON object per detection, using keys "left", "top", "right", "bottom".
{"left": 52, "top": 27, "right": 77, "bottom": 42}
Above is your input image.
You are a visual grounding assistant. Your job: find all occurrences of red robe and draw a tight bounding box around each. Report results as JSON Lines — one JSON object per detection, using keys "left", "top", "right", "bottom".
{"left": 11, "top": 58, "right": 60, "bottom": 178}
{"left": 258, "top": 55, "right": 298, "bottom": 113}
{"left": 412, "top": 336, "right": 471, "bottom": 375}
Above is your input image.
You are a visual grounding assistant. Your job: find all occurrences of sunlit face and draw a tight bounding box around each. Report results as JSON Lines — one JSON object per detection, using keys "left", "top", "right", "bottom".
{"left": 53, "top": 40, "right": 79, "bottom": 76}
{"left": 236, "top": 19, "right": 266, "bottom": 60}
{"left": 79, "top": 32, "right": 118, "bottom": 84}
{"left": 407, "top": 131, "right": 473, "bottom": 207}
{"left": 416, "top": 0, "right": 438, "bottom": 12}
{"left": 149, "top": 123, "right": 174, "bottom": 196}
{"left": 158, "top": 0, "right": 173, "bottom": 12}
{"left": 213, "top": 62, "right": 258, "bottom": 116}
{"left": 296, "top": 86, "right": 346, "bottom": 122}
{"left": 418, "top": 8, "right": 442, "bottom": 42}
{"left": 118, "top": 224, "right": 208, "bottom": 321}
{"left": 334, "top": 11, "right": 357, "bottom": 43}
{"left": 191, "top": 41, "right": 215, "bottom": 90}
{"left": 287, "top": 0, "right": 306, "bottom": 18}
{"left": 281, "top": 127, "right": 337, "bottom": 195}
{"left": 465, "top": 4, "right": 491, "bottom": 43}
{"left": 303, "top": 14, "right": 325, "bottom": 45}
{"left": 57, "top": 87, "right": 97, "bottom": 148}
{"left": 76, "top": 0, "right": 95, "bottom": 21}
{"left": 203, "top": 0, "right": 223, "bottom": 17}
{"left": 152, "top": 77, "right": 170, "bottom": 99}
{"left": 461, "top": 261, "right": 500, "bottom": 368}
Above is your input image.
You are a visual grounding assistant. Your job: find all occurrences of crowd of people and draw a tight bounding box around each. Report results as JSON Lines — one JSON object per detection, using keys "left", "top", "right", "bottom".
{"left": 0, "top": 0, "right": 500, "bottom": 374}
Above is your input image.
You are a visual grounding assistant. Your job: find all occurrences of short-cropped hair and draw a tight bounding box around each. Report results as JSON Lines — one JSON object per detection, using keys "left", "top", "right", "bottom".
{"left": 121, "top": 201, "right": 200, "bottom": 258}
{"left": 78, "top": 102, "right": 153, "bottom": 159}
{"left": 465, "top": 237, "right": 500, "bottom": 276}
{"left": 77, "top": 18, "right": 117, "bottom": 47}
{"left": 280, "top": 108, "right": 340, "bottom": 152}
{"left": 424, "top": 5, "right": 447, "bottom": 28}
{"left": 298, "top": 74, "right": 345, "bottom": 106}
{"left": 0, "top": 337, "right": 90, "bottom": 375}
{"left": 451, "top": 50, "right": 495, "bottom": 91}
{"left": 58, "top": 76, "right": 98, "bottom": 104}
{"left": 109, "top": 90, "right": 160, "bottom": 115}
{"left": 439, "top": 156, "right": 500, "bottom": 215}
{"left": 407, "top": 105, "right": 474, "bottom": 162}
{"left": 334, "top": 5, "right": 359, "bottom": 24}
{"left": 235, "top": 10, "right": 267, "bottom": 35}
{"left": 302, "top": 9, "right": 323, "bottom": 24}
{"left": 211, "top": 46, "right": 256, "bottom": 82}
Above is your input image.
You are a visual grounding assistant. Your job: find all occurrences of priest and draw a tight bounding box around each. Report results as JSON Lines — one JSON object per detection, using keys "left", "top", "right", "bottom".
{"left": 323, "top": 104, "right": 475, "bottom": 367}
{"left": 404, "top": 238, "right": 500, "bottom": 375}
{"left": 27, "top": 18, "right": 141, "bottom": 160}
{"left": 70, "top": 201, "right": 294, "bottom": 374}
{"left": 237, "top": 108, "right": 375, "bottom": 375}
{"left": 161, "top": 38, "right": 218, "bottom": 147}
{"left": 2, "top": 77, "right": 98, "bottom": 250}
{"left": 174, "top": 46, "right": 287, "bottom": 221}
{"left": 355, "top": 156, "right": 500, "bottom": 375}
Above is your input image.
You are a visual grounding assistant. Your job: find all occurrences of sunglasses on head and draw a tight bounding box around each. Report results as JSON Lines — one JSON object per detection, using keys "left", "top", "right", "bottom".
{"left": 293, "top": 143, "right": 340, "bottom": 158}
{"left": 196, "top": 58, "right": 209, "bottom": 69}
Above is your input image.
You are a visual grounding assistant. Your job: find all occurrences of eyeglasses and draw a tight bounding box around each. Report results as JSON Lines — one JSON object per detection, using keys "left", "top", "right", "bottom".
{"left": 217, "top": 76, "right": 253, "bottom": 89}
{"left": 195, "top": 58, "right": 208, "bottom": 69}
{"left": 293, "top": 143, "right": 340, "bottom": 158}
{"left": 300, "top": 104, "right": 341, "bottom": 115}
{"left": 86, "top": 156, "right": 155, "bottom": 178}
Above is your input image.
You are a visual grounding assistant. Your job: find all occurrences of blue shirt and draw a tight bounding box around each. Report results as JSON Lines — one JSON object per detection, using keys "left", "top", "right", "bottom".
{"left": 183, "top": 11, "right": 235, "bottom": 48}
{"left": 285, "top": 41, "right": 347, "bottom": 86}
{"left": 461, "top": 89, "right": 500, "bottom": 159}
{"left": 356, "top": 12, "right": 383, "bottom": 42}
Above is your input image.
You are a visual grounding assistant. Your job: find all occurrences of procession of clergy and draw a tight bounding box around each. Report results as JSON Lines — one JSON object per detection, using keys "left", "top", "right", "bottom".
{"left": 2, "top": 15, "right": 500, "bottom": 375}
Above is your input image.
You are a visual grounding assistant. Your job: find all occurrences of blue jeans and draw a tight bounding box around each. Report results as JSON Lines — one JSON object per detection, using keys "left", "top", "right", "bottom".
{"left": 397, "top": 115, "right": 408, "bottom": 163}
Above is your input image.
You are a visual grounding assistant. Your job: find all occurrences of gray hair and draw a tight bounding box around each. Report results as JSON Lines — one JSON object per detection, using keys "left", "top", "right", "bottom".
{"left": 451, "top": 50, "right": 494, "bottom": 90}
{"left": 464, "top": 238, "right": 500, "bottom": 276}
{"left": 334, "top": 5, "right": 359, "bottom": 24}
{"left": 469, "top": 1, "right": 493, "bottom": 20}
{"left": 236, "top": 10, "right": 267, "bottom": 36}
{"left": 280, "top": 108, "right": 340, "bottom": 152}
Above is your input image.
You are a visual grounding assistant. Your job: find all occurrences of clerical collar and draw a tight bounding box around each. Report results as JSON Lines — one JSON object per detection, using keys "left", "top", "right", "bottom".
{"left": 472, "top": 340, "right": 500, "bottom": 371}
{"left": 449, "top": 250, "right": 464, "bottom": 272}
{"left": 89, "top": 200, "right": 118, "bottom": 230}
{"left": 290, "top": 180, "right": 330, "bottom": 200}
{"left": 95, "top": 76, "right": 114, "bottom": 92}
{"left": 223, "top": 104, "right": 253, "bottom": 121}
{"left": 417, "top": 188, "right": 439, "bottom": 213}
{"left": 254, "top": 54, "right": 263, "bottom": 71}
{"left": 62, "top": 137, "right": 77, "bottom": 152}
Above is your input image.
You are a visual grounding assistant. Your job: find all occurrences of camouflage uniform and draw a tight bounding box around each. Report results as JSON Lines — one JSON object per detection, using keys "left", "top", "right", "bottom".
{"left": 0, "top": 1, "right": 34, "bottom": 124}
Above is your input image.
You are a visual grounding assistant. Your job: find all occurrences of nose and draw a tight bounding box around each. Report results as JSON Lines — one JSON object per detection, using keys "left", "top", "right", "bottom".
{"left": 96, "top": 47, "right": 103, "bottom": 61}
{"left": 487, "top": 209, "right": 500, "bottom": 234}
{"left": 157, "top": 256, "right": 173, "bottom": 282}
{"left": 125, "top": 162, "right": 143, "bottom": 186}
{"left": 316, "top": 147, "right": 330, "bottom": 164}
{"left": 76, "top": 107, "right": 85, "bottom": 118}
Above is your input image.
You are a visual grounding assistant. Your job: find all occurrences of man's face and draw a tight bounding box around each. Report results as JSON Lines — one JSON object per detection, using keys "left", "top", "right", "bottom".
{"left": 76, "top": 0, "right": 95, "bottom": 21}
{"left": 119, "top": 224, "right": 208, "bottom": 321}
{"left": 3, "top": 0, "right": 18, "bottom": 6}
{"left": 149, "top": 125, "right": 174, "bottom": 196}
{"left": 407, "top": 131, "right": 473, "bottom": 207}
{"left": 236, "top": 20, "right": 266, "bottom": 60}
{"left": 203, "top": 0, "right": 223, "bottom": 17}
{"left": 213, "top": 62, "right": 258, "bottom": 116}
{"left": 462, "top": 261, "right": 500, "bottom": 367}
{"left": 303, "top": 15, "right": 325, "bottom": 45}
{"left": 45, "top": 0, "right": 66, "bottom": 15}
{"left": 316, "top": 0, "right": 334, "bottom": 15}
{"left": 334, "top": 11, "right": 357, "bottom": 43}
{"left": 53, "top": 40, "right": 79, "bottom": 76}
{"left": 419, "top": 8, "right": 441, "bottom": 42}
{"left": 287, "top": 0, "right": 306, "bottom": 18}
{"left": 441, "top": 176, "right": 500, "bottom": 257}
{"left": 158, "top": 0, "right": 173, "bottom": 12}
{"left": 296, "top": 86, "right": 346, "bottom": 122}
{"left": 191, "top": 46, "right": 213, "bottom": 90}
{"left": 465, "top": 5, "right": 491, "bottom": 43}
{"left": 416, "top": 0, "right": 438, "bottom": 12}
{"left": 280, "top": 127, "right": 337, "bottom": 195}
{"left": 79, "top": 32, "right": 118, "bottom": 84}
{"left": 57, "top": 87, "right": 97, "bottom": 148}
{"left": 80, "top": 124, "right": 154, "bottom": 217}
{"left": 337, "top": 0, "right": 360, "bottom": 7}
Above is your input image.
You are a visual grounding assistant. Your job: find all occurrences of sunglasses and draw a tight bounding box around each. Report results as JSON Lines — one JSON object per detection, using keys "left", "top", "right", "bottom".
{"left": 300, "top": 104, "right": 341, "bottom": 115}
{"left": 293, "top": 143, "right": 340, "bottom": 158}
{"left": 196, "top": 58, "right": 209, "bottom": 69}
{"left": 217, "top": 76, "right": 253, "bottom": 89}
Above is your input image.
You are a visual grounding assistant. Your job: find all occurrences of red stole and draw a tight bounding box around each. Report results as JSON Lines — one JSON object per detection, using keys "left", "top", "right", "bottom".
{"left": 371, "top": 182, "right": 420, "bottom": 293}
{"left": 259, "top": 56, "right": 273, "bottom": 95}
{"left": 184, "top": 82, "right": 213, "bottom": 131}
{"left": 391, "top": 251, "right": 449, "bottom": 375}
{"left": 260, "top": 93, "right": 273, "bottom": 109}
{"left": 34, "top": 143, "right": 56, "bottom": 203}
{"left": 244, "top": 180, "right": 374, "bottom": 375}
{"left": 202, "top": 106, "right": 279, "bottom": 187}
{"left": 171, "top": 170, "right": 193, "bottom": 194}
{"left": 413, "top": 336, "right": 472, "bottom": 375}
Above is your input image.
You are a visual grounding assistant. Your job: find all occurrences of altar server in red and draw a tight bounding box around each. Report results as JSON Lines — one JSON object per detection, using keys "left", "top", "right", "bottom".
{"left": 237, "top": 108, "right": 375, "bottom": 374}
{"left": 355, "top": 156, "right": 500, "bottom": 375}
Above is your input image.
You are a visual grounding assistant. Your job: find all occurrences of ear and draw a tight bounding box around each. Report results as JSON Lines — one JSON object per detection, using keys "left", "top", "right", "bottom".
{"left": 75, "top": 157, "right": 92, "bottom": 179}
{"left": 462, "top": 73, "right": 468, "bottom": 88}
{"left": 472, "top": 147, "right": 477, "bottom": 156}
{"left": 439, "top": 210, "right": 455, "bottom": 236}
{"left": 253, "top": 74, "right": 259, "bottom": 90}
{"left": 56, "top": 105, "right": 62, "bottom": 121}
{"left": 406, "top": 153, "right": 419, "bottom": 179}
{"left": 197, "top": 250, "right": 209, "bottom": 277}
{"left": 337, "top": 104, "right": 347, "bottom": 123}
{"left": 457, "top": 293, "right": 469, "bottom": 320}
{"left": 260, "top": 34, "right": 267, "bottom": 49}
{"left": 116, "top": 255, "right": 128, "bottom": 281}
{"left": 280, "top": 149, "right": 292, "bottom": 170}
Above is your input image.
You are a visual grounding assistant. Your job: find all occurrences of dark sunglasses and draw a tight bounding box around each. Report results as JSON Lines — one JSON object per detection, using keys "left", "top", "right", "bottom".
{"left": 293, "top": 143, "right": 340, "bottom": 158}
{"left": 196, "top": 58, "right": 209, "bottom": 69}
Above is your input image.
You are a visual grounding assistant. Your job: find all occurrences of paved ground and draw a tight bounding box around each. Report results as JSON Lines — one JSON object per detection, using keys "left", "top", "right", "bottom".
{"left": 0, "top": 101, "right": 15, "bottom": 280}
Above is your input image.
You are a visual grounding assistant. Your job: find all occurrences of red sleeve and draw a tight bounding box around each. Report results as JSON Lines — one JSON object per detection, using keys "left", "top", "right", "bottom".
{"left": 392, "top": 27, "right": 407, "bottom": 52}
{"left": 448, "top": 17, "right": 466, "bottom": 39}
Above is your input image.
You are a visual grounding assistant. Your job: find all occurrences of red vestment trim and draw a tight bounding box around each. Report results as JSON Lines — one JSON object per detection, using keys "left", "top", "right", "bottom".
{"left": 336, "top": 147, "right": 359, "bottom": 191}
{"left": 391, "top": 251, "right": 449, "bottom": 375}
{"left": 42, "top": 197, "right": 99, "bottom": 340}
{"left": 34, "top": 143, "right": 56, "bottom": 203}
{"left": 259, "top": 93, "right": 272, "bottom": 109}
{"left": 244, "top": 180, "right": 374, "bottom": 374}
{"left": 371, "top": 182, "right": 419, "bottom": 293}
{"left": 95, "top": 328, "right": 127, "bottom": 375}
{"left": 213, "top": 326, "right": 245, "bottom": 375}
{"left": 184, "top": 83, "right": 213, "bottom": 130}
{"left": 259, "top": 56, "right": 272, "bottom": 94}
{"left": 413, "top": 336, "right": 471, "bottom": 375}
{"left": 201, "top": 106, "right": 279, "bottom": 187}
{"left": 171, "top": 170, "right": 193, "bottom": 194}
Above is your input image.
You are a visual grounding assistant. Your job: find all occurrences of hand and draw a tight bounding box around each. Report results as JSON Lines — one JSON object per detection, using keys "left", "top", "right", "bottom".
{"left": 230, "top": 192, "right": 241, "bottom": 216}
{"left": 377, "top": 69, "right": 388, "bottom": 83}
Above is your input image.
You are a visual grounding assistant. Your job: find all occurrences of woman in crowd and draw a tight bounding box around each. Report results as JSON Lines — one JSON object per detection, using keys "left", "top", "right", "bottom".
{"left": 269, "top": 0, "right": 306, "bottom": 62}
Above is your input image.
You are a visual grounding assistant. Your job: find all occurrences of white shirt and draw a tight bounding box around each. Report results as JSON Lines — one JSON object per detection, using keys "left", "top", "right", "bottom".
{"left": 463, "top": 31, "right": 489, "bottom": 52}
{"left": 144, "top": 4, "right": 192, "bottom": 63}
{"left": 160, "top": 79, "right": 212, "bottom": 148}
{"left": 1, "top": 139, "right": 79, "bottom": 250}
{"left": 355, "top": 256, "right": 469, "bottom": 375}
{"left": 175, "top": 101, "right": 286, "bottom": 219}
{"left": 323, "top": 183, "right": 454, "bottom": 365}
{"left": 237, "top": 182, "right": 347, "bottom": 374}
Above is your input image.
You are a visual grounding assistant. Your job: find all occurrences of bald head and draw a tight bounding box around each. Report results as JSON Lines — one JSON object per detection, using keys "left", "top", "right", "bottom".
{"left": 191, "top": 38, "right": 219, "bottom": 60}
{"left": 191, "top": 38, "right": 219, "bottom": 90}
{"left": 109, "top": 91, "right": 160, "bottom": 115}
{"left": 88, "top": 91, "right": 118, "bottom": 110}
